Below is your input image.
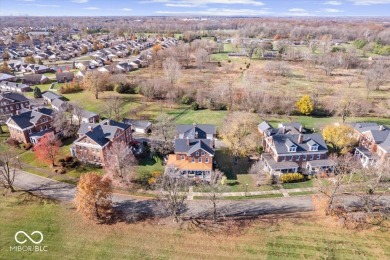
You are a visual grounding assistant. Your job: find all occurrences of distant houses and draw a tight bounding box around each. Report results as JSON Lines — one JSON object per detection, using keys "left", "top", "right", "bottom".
{"left": 0, "top": 81, "right": 31, "bottom": 92}
{"left": 123, "top": 119, "right": 152, "bottom": 133}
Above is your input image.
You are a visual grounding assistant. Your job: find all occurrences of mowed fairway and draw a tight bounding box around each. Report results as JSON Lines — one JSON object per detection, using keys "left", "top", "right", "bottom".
{"left": 0, "top": 194, "right": 389, "bottom": 260}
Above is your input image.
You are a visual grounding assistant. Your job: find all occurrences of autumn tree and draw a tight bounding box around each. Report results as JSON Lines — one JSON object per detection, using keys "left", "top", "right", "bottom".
{"left": 0, "top": 148, "right": 20, "bottom": 193}
{"left": 33, "top": 133, "right": 61, "bottom": 167}
{"left": 369, "top": 62, "right": 388, "bottom": 91}
{"left": 0, "top": 61, "right": 12, "bottom": 74}
{"left": 105, "top": 141, "right": 136, "bottom": 186}
{"left": 220, "top": 112, "right": 259, "bottom": 164}
{"left": 179, "top": 43, "right": 191, "bottom": 68}
{"left": 80, "top": 46, "right": 88, "bottom": 55}
{"left": 52, "top": 106, "right": 78, "bottom": 138}
{"left": 296, "top": 95, "right": 314, "bottom": 115}
{"left": 2, "top": 50, "right": 10, "bottom": 60}
{"left": 24, "top": 56, "right": 35, "bottom": 64}
{"left": 163, "top": 57, "right": 181, "bottom": 86}
{"left": 75, "top": 173, "right": 113, "bottom": 223}
{"left": 322, "top": 124, "right": 358, "bottom": 155}
{"left": 83, "top": 70, "right": 110, "bottom": 99}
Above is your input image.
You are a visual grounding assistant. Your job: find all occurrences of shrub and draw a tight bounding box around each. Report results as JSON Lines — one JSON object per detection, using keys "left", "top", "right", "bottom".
{"left": 191, "top": 101, "right": 199, "bottom": 110}
{"left": 59, "top": 82, "right": 82, "bottom": 94}
{"left": 115, "top": 84, "right": 136, "bottom": 94}
{"left": 65, "top": 156, "right": 73, "bottom": 162}
{"left": 181, "top": 95, "right": 193, "bottom": 105}
{"left": 23, "top": 143, "right": 33, "bottom": 150}
{"left": 6, "top": 138, "right": 20, "bottom": 148}
{"left": 280, "top": 173, "right": 304, "bottom": 183}
{"left": 227, "top": 60, "right": 231, "bottom": 63}
{"left": 147, "top": 171, "right": 162, "bottom": 185}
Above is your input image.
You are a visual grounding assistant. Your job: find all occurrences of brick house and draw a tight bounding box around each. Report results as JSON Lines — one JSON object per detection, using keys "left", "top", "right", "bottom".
{"left": 70, "top": 119, "right": 132, "bottom": 166}
{"left": 5, "top": 107, "right": 54, "bottom": 144}
{"left": 0, "top": 92, "right": 30, "bottom": 118}
{"left": 350, "top": 122, "right": 390, "bottom": 167}
{"left": 259, "top": 121, "right": 333, "bottom": 175}
{"left": 166, "top": 123, "right": 216, "bottom": 180}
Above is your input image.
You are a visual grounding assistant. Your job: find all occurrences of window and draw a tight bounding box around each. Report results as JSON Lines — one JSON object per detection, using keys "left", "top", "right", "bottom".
{"left": 303, "top": 155, "right": 307, "bottom": 160}
{"left": 310, "top": 145, "right": 318, "bottom": 151}
{"left": 281, "top": 156, "right": 285, "bottom": 161}
{"left": 195, "top": 151, "right": 199, "bottom": 156}
{"left": 296, "top": 156, "right": 300, "bottom": 161}
{"left": 310, "top": 155, "right": 314, "bottom": 160}
{"left": 201, "top": 151, "right": 205, "bottom": 156}
{"left": 192, "top": 157, "right": 195, "bottom": 163}
{"left": 289, "top": 147, "right": 297, "bottom": 152}
{"left": 289, "top": 156, "right": 292, "bottom": 161}
{"left": 317, "top": 154, "right": 321, "bottom": 159}
{"left": 205, "top": 158, "right": 209, "bottom": 163}
{"left": 198, "top": 158, "right": 202, "bottom": 163}
{"left": 181, "top": 155, "right": 185, "bottom": 160}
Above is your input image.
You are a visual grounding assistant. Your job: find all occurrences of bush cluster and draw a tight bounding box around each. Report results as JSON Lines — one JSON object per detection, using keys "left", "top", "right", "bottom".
{"left": 280, "top": 173, "right": 304, "bottom": 183}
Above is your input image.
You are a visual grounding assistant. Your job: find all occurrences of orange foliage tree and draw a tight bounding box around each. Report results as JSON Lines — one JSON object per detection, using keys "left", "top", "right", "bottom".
{"left": 33, "top": 133, "right": 61, "bottom": 167}
{"left": 75, "top": 173, "right": 113, "bottom": 223}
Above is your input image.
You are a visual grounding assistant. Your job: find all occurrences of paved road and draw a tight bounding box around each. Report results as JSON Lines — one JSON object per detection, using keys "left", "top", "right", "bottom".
{"left": 10, "top": 169, "right": 314, "bottom": 218}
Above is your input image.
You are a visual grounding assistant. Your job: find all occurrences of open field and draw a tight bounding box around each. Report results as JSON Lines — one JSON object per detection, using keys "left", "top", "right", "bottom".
{"left": 0, "top": 193, "right": 389, "bottom": 260}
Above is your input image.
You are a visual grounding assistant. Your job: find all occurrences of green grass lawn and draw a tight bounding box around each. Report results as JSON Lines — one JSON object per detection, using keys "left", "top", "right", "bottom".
{"left": 24, "top": 83, "right": 53, "bottom": 99}
{"left": 289, "top": 191, "right": 316, "bottom": 196}
{"left": 0, "top": 192, "right": 389, "bottom": 260}
{"left": 282, "top": 179, "right": 314, "bottom": 189}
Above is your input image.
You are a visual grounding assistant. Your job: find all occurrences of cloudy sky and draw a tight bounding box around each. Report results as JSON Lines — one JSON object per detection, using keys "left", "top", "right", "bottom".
{"left": 1, "top": 0, "right": 390, "bottom": 16}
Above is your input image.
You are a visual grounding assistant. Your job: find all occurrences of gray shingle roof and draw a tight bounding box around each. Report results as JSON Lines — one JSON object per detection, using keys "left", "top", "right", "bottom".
{"left": 123, "top": 119, "right": 151, "bottom": 129}
{"left": 174, "top": 139, "right": 214, "bottom": 156}
{"left": 258, "top": 121, "right": 273, "bottom": 132}
{"left": 42, "top": 91, "right": 62, "bottom": 101}
{"left": 81, "top": 119, "right": 130, "bottom": 147}
{"left": 272, "top": 134, "right": 327, "bottom": 154}
{"left": 0, "top": 92, "right": 29, "bottom": 103}
{"left": 176, "top": 124, "right": 216, "bottom": 139}
{"left": 8, "top": 108, "right": 53, "bottom": 129}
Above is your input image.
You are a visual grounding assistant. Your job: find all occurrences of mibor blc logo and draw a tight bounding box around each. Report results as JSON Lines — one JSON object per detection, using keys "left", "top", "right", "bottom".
{"left": 10, "top": 231, "right": 48, "bottom": 252}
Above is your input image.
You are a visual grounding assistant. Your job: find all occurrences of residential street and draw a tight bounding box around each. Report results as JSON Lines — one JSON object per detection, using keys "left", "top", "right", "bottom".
{"left": 11, "top": 169, "right": 314, "bottom": 218}
{"left": 10, "top": 169, "right": 390, "bottom": 219}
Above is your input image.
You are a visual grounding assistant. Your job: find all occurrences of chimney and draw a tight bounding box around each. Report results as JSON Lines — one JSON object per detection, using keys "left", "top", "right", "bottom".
{"left": 379, "top": 125, "right": 384, "bottom": 131}
{"left": 16, "top": 110, "right": 20, "bottom": 115}
{"left": 88, "top": 125, "right": 93, "bottom": 131}
{"left": 298, "top": 134, "right": 303, "bottom": 144}
{"left": 282, "top": 126, "right": 286, "bottom": 134}
{"left": 186, "top": 137, "right": 189, "bottom": 146}
{"left": 299, "top": 125, "right": 303, "bottom": 133}
{"left": 195, "top": 131, "right": 198, "bottom": 139}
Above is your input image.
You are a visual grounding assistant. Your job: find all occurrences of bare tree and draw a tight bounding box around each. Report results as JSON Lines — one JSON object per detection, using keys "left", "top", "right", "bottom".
{"left": 163, "top": 57, "right": 181, "bottom": 86}
{"left": 52, "top": 105, "right": 78, "bottom": 138}
{"left": 195, "top": 48, "right": 208, "bottom": 71}
{"left": 179, "top": 43, "right": 192, "bottom": 68}
{"left": 264, "top": 61, "right": 291, "bottom": 77}
{"left": 105, "top": 141, "right": 136, "bottom": 186}
{"left": 345, "top": 76, "right": 356, "bottom": 88}
{"left": 104, "top": 96, "right": 123, "bottom": 121}
{"left": 0, "top": 148, "right": 19, "bottom": 193}
{"left": 151, "top": 113, "right": 175, "bottom": 155}
{"left": 157, "top": 171, "right": 189, "bottom": 222}
{"left": 319, "top": 53, "right": 339, "bottom": 76}
{"left": 370, "top": 62, "right": 388, "bottom": 91}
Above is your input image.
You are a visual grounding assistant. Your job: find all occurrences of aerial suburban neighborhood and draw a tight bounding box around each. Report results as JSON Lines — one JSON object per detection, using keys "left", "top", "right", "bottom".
{"left": 0, "top": 1, "right": 389, "bottom": 259}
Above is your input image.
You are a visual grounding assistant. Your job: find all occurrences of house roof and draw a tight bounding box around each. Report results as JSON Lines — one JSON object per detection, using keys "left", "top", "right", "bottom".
{"left": 0, "top": 81, "right": 30, "bottom": 90}
{"left": 350, "top": 122, "right": 390, "bottom": 152}
{"left": 55, "top": 72, "right": 74, "bottom": 81}
{"left": 0, "top": 73, "right": 16, "bottom": 81}
{"left": 271, "top": 133, "right": 327, "bottom": 154}
{"left": 258, "top": 120, "right": 273, "bottom": 132}
{"left": 166, "top": 154, "right": 213, "bottom": 171}
{"left": 176, "top": 124, "right": 216, "bottom": 139}
{"left": 7, "top": 108, "right": 53, "bottom": 129}
{"left": 42, "top": 91, "right": 62, "bottom": 100}
{"left": 81, "top": 119, "right": 130, "bottom": 147}
{"left": 51, "top": 98, "right": 67, "bottom": 109}
{"left": 174, "top": 139, "right": 214, "bottom": 156}
{"left": 123, "top": 119, "right": 151, "bottom": 129}
{"left": 0, "top": 92, "right": 29, "bottom": 103}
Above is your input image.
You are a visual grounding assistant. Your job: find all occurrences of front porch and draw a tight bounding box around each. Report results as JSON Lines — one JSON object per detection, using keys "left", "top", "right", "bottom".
{"left": 304, "top": 159, "right": 335, "bottom": 175}
{"left": 354, "top": 147, "right": 378, "bottom": 168}
{"left": 261, "top": 153, "right": 299, "bottom": 176}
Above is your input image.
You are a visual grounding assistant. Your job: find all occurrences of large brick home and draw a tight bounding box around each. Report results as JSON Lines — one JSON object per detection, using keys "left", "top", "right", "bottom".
{"left": 70, "top": 119, "right": 132, "bottom": 166}
{"left": 166, "top": 124, "right": 216, "bottom": 180}
{"left": 0, "top": 92, "right": 30, "bottom": 118}
{"left": 259, "top": 121, "right": 333, "bottom": 175}
{"left": 6, "top": 107, "right": 54, "bottom": 144}
{"left": 351, "top": 122, "right": 390, "bottom": 167}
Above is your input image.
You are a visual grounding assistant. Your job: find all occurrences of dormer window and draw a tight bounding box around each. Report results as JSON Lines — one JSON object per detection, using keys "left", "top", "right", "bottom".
{"left": 310, "top": 144, "right": 318, "bottom": 151}
{"left": 289, "top": 147, "right": 297, "bottom": 152}
{"left": 195, "top": 151, "right": 199, "bottom": 156}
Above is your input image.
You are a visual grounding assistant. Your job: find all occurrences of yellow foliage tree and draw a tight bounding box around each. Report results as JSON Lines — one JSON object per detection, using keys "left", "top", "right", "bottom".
{"left": 322, "top": 124, "right": 358, "bottom": 155}
{"left": 296, "top": 95, "right": 314, "bottom": 115}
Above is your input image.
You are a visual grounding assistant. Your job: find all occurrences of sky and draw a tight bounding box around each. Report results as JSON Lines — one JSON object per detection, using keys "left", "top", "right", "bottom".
{"left": 1, "top": 0, "right": 390, "bottom": 17}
